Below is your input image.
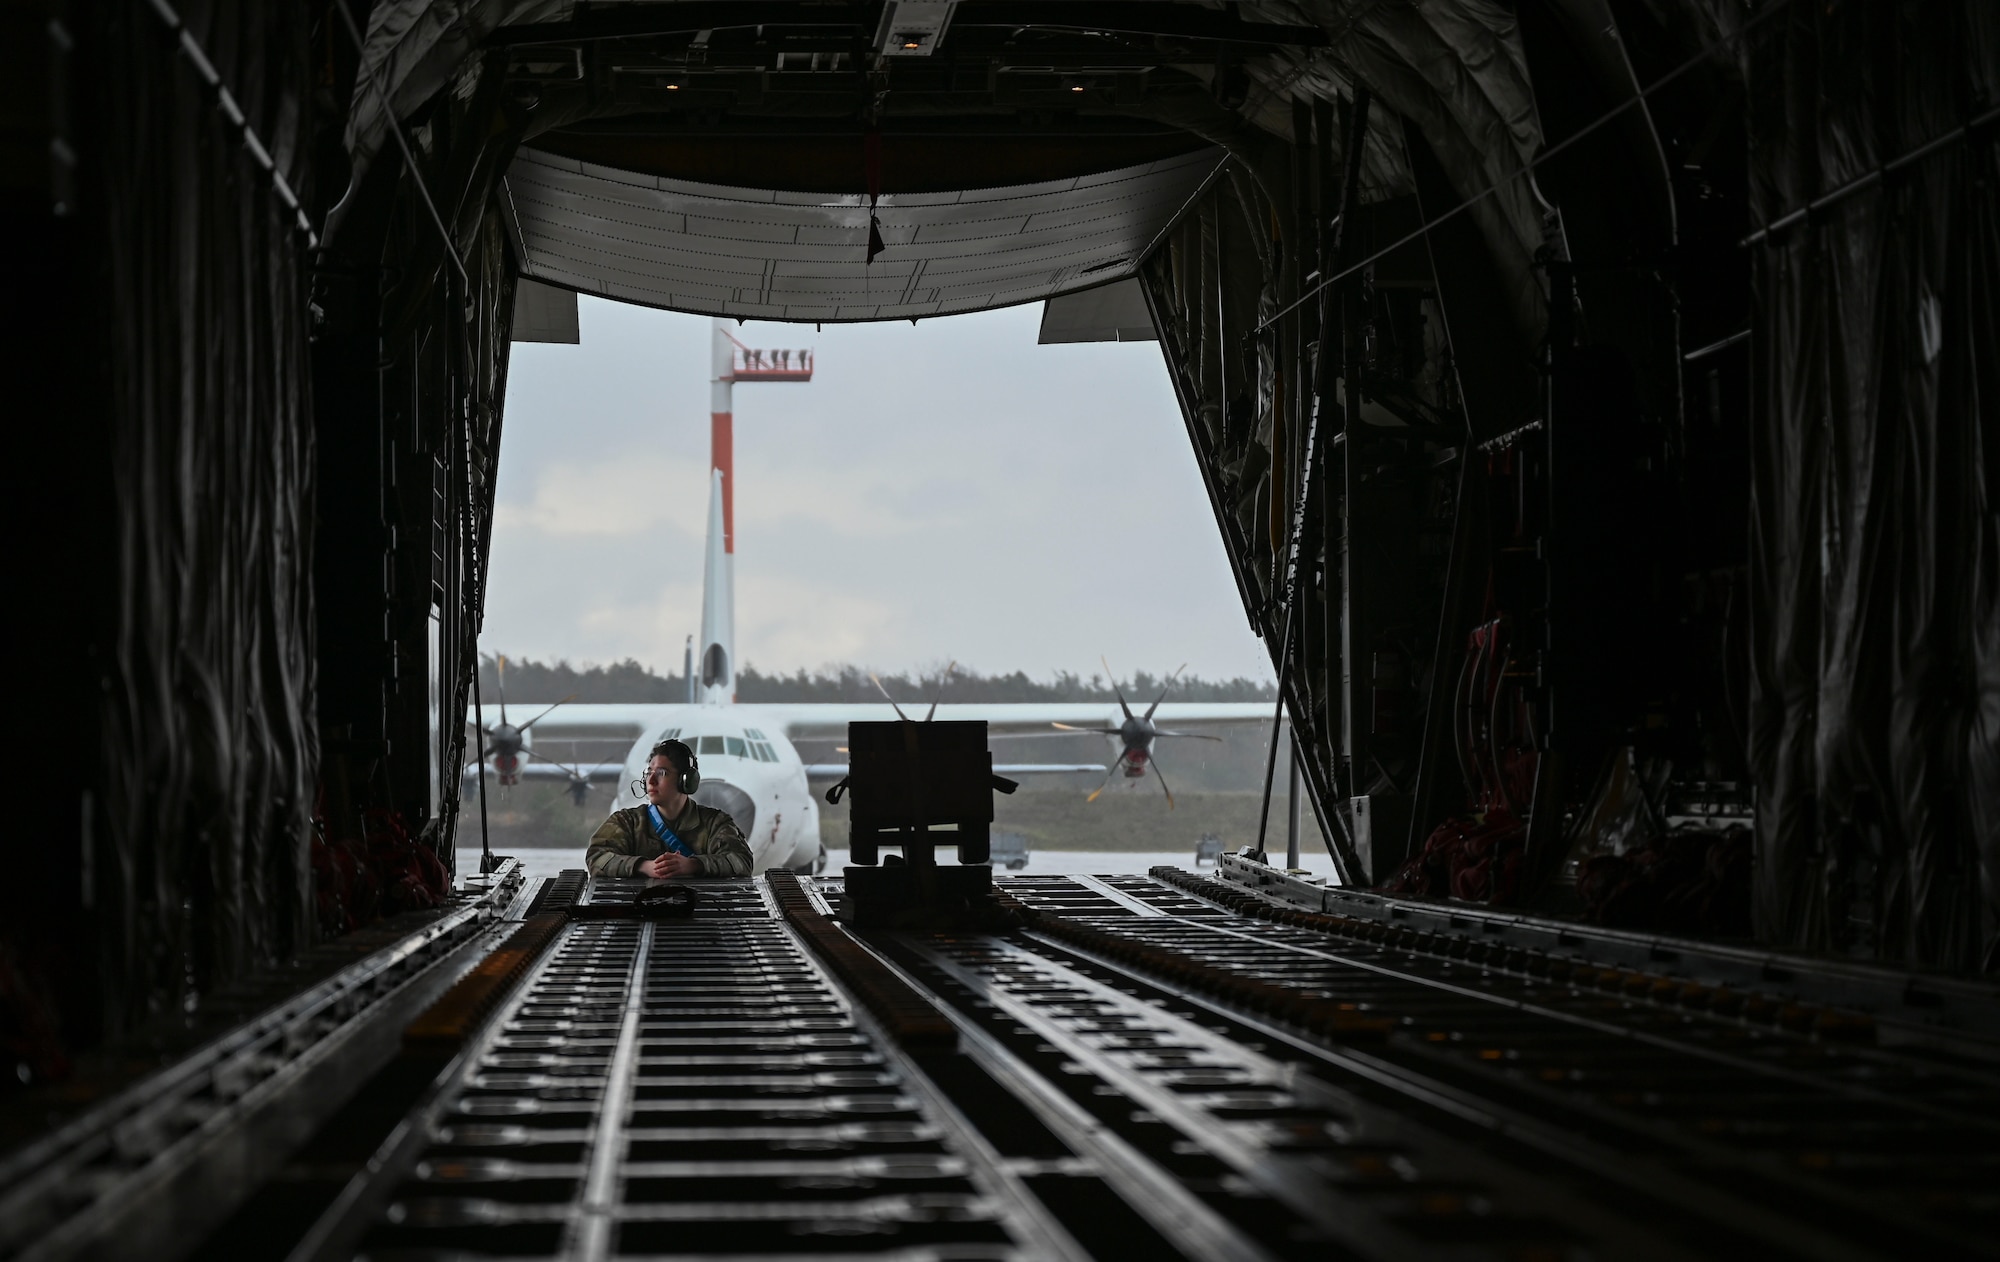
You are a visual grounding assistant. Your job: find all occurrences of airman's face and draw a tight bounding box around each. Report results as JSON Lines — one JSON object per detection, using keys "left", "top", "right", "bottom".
{"left": 644, "top": 755, "right": 680, "bottom": 807}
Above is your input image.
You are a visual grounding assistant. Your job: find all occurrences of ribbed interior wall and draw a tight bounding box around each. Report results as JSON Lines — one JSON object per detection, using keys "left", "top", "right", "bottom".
{"left": 1745, "top": 3, "right": 2000, "bottom": 969}
{"left": 87, "top": 1, "right": 317, "bottom": 1031}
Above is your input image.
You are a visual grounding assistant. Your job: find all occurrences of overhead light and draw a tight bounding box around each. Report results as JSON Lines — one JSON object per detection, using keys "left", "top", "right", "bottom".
{"left": 875, "top": 1, "right": 956, "bottom": 57}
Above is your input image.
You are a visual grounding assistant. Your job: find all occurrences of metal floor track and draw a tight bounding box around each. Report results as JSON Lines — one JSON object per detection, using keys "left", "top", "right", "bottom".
{"left": 277, "top": 868, "right": 1997, "bottom": 1262}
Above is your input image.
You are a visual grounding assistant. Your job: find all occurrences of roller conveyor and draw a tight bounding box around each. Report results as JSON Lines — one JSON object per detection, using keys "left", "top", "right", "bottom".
{"left": 14, "top": 862, "right": 1989, "bottom": 1259}
{"left": 228, "top": 864, "right": 1999, "bottom": 1262}
{"left": 998, "top": 871, "right": 2000, "bottom": 1259}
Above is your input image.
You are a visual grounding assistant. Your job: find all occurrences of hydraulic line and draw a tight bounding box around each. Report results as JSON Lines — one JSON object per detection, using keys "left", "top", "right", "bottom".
{"left": 141, "top": 0, "right": 318, "bottom": 246}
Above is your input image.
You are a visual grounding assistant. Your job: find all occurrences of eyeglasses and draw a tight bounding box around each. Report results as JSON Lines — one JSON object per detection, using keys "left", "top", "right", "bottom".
{"left": 644, "top": 766, "right": 675, "bottom": 780}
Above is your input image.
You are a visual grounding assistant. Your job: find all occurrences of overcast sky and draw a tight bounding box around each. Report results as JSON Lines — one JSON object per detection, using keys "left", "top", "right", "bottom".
{"left": 483, "top": 295, "right": 1275, "bottom": 684}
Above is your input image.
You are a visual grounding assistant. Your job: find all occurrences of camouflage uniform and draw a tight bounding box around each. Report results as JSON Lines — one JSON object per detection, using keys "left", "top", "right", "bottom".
{"left": 586, "top": 800, "right": 754, "bottom": 878}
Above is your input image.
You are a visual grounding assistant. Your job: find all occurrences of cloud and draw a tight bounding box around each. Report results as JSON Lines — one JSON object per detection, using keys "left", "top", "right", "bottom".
{"left": 737, "top": 463, "right": 944, "bottom": 539}
{"left": 480, "top": 298, "right": 1277, "bottom": 684}
{"left": 738, "top": 572, "right": 896, "bottom": 667}
{"left": 497, "top": 452, "right": 710, "bottom": 538}
{"left": 498, "top": 444, "right": 938, "bottom": 546}
{"left": 578, "top": 579, "right": 706, "bottom": 656}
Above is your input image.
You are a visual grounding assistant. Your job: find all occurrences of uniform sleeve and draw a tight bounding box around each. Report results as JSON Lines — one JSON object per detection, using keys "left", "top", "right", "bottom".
{"left": 695, "top": 811, "right": 754, "bottom": 877}
{"left": 586, "top": 812, "right": 646, "bottom": 877}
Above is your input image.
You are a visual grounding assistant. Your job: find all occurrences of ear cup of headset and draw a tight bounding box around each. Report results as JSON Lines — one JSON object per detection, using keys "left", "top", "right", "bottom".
{"left": 645, "top": 739, "right": 700, "bottom": 796}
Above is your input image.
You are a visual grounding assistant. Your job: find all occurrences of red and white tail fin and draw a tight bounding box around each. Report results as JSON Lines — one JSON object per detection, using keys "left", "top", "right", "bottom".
{"left": 696, "top": 466, "right": 735, "bottom": 704}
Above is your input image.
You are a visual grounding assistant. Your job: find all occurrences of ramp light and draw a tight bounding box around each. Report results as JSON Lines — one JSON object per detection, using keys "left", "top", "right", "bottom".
{"left": 875, "top": 1, "right": 955, "bottom": 57}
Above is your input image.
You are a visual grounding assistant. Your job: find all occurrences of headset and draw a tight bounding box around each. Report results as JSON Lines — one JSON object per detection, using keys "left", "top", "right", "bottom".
{"left": 631, "top": 738, "right": 701, "bottom": 799}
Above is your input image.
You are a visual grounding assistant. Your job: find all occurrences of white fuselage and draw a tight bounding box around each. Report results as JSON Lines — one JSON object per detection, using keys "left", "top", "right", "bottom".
{"left": 613, "top": 706, "right": 822, "bottom": 872}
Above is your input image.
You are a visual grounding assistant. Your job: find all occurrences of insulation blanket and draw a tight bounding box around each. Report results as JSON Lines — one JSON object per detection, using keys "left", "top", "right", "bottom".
{"left": 1746, "top": 2, "right": 2000, "bottom": 968}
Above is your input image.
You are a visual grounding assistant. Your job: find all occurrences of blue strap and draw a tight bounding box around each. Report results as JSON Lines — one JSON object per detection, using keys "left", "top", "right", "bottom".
{"left": 645, "top": 804, "right": 696, "bottom": 858}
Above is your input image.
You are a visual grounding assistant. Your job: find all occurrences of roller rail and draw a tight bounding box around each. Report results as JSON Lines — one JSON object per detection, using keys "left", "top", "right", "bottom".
{"left": 1203, "top": 853, "right": 2000, "bottom": 1050}
{"left": 994, "top": 869, "right": 2000, "bottom": 1259}
{"left": 258, "top": 867, "right": 1994, "bottom": 1260}
{"left": 295, "top": 875, "right": 1091, "bottom": 1260}
{"left": 0, "top": 860, "right": 526, "bottom": 1262}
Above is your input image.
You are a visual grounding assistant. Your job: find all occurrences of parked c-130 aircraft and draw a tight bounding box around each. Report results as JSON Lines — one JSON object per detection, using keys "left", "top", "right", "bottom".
{"left": 469, "top": 319, "right": 1270, "bottom": 873}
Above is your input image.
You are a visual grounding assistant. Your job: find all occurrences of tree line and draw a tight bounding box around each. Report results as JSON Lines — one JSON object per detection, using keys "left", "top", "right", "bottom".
{"left": 479, "top": 655, "right": 1275, "bottom": 705}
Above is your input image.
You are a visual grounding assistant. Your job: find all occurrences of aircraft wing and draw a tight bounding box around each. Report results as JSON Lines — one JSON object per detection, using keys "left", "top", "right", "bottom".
{"left": 470, "top": 703, "right": 664, "bottom": 739}
{"left": 746, "top": 701, "right": 1273, "bottom": 739}
{"left": 465, "top": 700, "right": 1275, "bottom": 744}
{"left": 801, "top": 762, "right": 1103, "bottom": 779}
{"left": 461, "top": 760, "right": 626, "bottom": 782}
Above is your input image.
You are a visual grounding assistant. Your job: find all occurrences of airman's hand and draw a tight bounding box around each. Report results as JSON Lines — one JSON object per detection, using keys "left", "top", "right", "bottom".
{"left": 644, "top": 853, "right": 699, "bottom": 879}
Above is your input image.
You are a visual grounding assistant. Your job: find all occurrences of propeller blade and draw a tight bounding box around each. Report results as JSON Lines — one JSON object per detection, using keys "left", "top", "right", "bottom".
{"left": 1102, "top": 655, "right": 1135, "bottom": 722}
{"left": 1153, "top": 729, "right": 1226, "bottom": 741}
{"left": 496, "top": 654, "right": 509, "bottom": 726}
{"left": 518, "top": 692, "right": 579, "bottom": 732}
{"left": 1084, "top": 758, "right": 1123, "bottom": 803}
{"left": 1142, "top": 662, "right": 1188, "bottom": 721}
{"left": 1051, "top": 722, "right": 1121, "bottom": 734}
{"left": 869, "top": 673, "right": 912, "bottom": 722}
{"left": 1150, "top": 753, "right": 1177, "bottom": 811}
{"left": 924, "top": 660, "right": 957, "bottom": 722}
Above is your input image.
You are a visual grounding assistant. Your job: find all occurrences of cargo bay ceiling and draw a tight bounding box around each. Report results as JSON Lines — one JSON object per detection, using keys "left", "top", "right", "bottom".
{"left": 336, "top": 0, "right": 1548, "bottom": 321}
{"left": 14, "top": 0, "right": 1993, "bottom": 1070}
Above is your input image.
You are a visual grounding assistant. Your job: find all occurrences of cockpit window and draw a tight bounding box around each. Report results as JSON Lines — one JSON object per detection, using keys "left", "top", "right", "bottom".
{"left": 697, "top": 735, "right": 724, "bottom": 755}
{"left": 725, "top": 737, "right": 747, "bottom": 758}
{"left": 744, "top": 728, "right": 768, "bottom": 740}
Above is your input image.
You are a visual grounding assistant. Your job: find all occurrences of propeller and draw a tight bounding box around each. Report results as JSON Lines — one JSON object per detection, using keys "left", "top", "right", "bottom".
{"left": 1103, "top": 655, "right": 1135, "bottom": 722}
{"left": 1150, "top": 754, "right": 1177, "bottom": 811}
{"left": 1084, "top": 759, "right": 1122, "bottom": 803}
{"left": 1075, "top": 658, "right": 1215, "bottom": 809}
{"left": 1082, "top": 749, "right": 1180, "bottom": 810}
{"left": 554, "top": 742, "right": 596, "bottom": 807}
{"left": 871, "top": 662, "right": 958, "bottom": 722}
{"left": 924, "top": 660, "right": 957, "bottom": 721}
{"left": 469, "top": 655, "right": 577, "bottom": 788}
{"left": 516, "top": 693, "right": 578, "bottom": 732}
{"left": 868, "top": 672, "right": 911, "bottom": 722}
{"left": 1142, "top": 663, "right": 1188, "bottom": 721}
